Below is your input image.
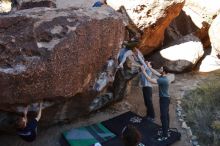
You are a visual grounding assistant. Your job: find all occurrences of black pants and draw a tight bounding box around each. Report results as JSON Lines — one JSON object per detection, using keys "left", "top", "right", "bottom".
{"left": 160, "top": 97, "right": 170, "bottom": 137}
{"left": 142, "top": 87, "right": 155, "bottom": 119}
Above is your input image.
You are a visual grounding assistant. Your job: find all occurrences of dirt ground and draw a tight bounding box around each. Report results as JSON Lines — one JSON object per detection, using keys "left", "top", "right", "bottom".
{"left": 0, "top": 73, "right": 207, "bottom": 146}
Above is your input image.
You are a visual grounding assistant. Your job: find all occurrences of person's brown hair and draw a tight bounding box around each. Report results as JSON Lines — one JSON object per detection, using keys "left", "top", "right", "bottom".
{"left": 163, "top": 66, "right": 169, "bottom": 73}
{"left": 122, "top": 125, "right": 141, "bottom": 146}
{"left": 16, "top": 117, "right": 26, "bottom": 129}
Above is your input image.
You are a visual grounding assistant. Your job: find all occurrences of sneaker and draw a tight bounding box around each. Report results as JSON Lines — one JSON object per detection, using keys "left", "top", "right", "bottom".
{"left": 157, "top": 129, "right": 163, "bottom": 136}
{"left": 157, "top": 128, "right": 171, "bottom": 137}
{"left": 157, "top": 136, "right": 168, "bottom": 141}
{"left": 168, "top": 131, "right": 171, "bottom": 137}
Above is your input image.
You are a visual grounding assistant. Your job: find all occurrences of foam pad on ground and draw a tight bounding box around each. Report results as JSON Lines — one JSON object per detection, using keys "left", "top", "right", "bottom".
{"left": 101, "top": 111, "right": 181, "bottom": 146}
{"left": 62, "top": 123, "right": 116, "bottom": 146}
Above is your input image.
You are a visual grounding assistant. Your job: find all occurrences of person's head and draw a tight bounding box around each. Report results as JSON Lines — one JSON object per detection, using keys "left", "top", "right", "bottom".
{"left": 121, "top": 125, "right": 141, "bottom": 146}
{"left": 16, "top": 116, "right": 27, "bottom": 129}
{"left": 159, "top": 66, "right": 169, "bottom": 76}
{"left": 132, "top": 47, "right": 139, "bottom": 54}
{"left": 126, "top": 41, "right": 139, "bottom": 51}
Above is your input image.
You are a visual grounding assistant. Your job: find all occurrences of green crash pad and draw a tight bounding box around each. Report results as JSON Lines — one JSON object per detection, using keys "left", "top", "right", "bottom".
{"left": 62, "top": 123, "right": 116, "bottom": 146}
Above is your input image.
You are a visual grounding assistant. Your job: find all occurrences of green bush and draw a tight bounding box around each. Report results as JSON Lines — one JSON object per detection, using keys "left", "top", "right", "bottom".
{"left": 183, "top": 76, "right": 220, "bottom": 146}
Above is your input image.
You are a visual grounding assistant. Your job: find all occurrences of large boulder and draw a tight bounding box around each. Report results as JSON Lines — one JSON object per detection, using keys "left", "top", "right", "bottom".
{"left": 164, "top": 9, "right": 211, "bottom": 49}
{"left": 209, "top": 14, "right": 220, "bottom": 57}
{"left": 165, "top": 0, "right": 220, "bottom": 50}
{"left": 107, "top": 0, "right": 185, "bottom": 55}
{"left": 149, "top": 35, "right": 204, "bottom": 73}
{"left": 198, "top": 14, "right": 220, "bottom": 72}
{"left": 199, "top": 55, "right": 220, "bottom": 72}
{"left": 0, "top": 7, "right": 125, "bottom": 131}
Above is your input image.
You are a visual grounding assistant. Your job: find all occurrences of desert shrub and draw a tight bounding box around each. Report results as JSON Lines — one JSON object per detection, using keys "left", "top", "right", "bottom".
{"left": 183, "top": 77, "right": 220, "bottom": 146}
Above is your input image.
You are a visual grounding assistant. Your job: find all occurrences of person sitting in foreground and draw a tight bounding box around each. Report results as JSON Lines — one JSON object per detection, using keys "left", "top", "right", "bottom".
{"left": 16, "top": 102, "right": 43, "bottom": 142}
{"left": 122, "top": 125, "right": 145, "bottom": 146}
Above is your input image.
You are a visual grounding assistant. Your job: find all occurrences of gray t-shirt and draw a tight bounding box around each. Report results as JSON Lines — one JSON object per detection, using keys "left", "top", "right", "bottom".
{"left": 157, "top": 76, "right": 170, "bottom": 98}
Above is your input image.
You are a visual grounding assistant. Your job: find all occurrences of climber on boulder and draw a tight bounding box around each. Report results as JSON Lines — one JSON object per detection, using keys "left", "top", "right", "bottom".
{"left": 16, "top": 102, "right": 43, "bottom": 142}
{"left": 117, "top": 42, "right": 146, "bottom": 71}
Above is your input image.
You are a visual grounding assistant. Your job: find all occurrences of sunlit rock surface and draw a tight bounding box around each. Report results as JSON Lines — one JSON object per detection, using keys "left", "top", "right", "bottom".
{"left": 183, "top": 0, "right": 220, "bottom": 48}
{"left": 185, "top": 0, "right": 220, "bottom": 24}
{"left": 165, "top": 9, "right": 210, "bottom": 49}
{"left": 149, "top": 35, "right": 204, "bottom": 73}
{"left": 165, "top": 0, "right": 220, "bottom": 50}
{"left": 0, "top": 0, "right": 12, "bottom": 13}
{"left": 199, "top": 55, "right": 220, "bottom": 72}
{"left": 0, "top": 7, "right": 125, "bottom": 131}
{"left": 107, "top": 0, "right": 185, "bottom": 55}
{"left": 209, "top": 14, "right": 220, "bottom": 57}
{"left": 198, "top": 14, "right": 220, "bottom": 72}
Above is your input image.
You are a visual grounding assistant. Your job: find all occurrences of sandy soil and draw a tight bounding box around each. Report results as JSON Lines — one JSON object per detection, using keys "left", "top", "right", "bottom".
{"left": 0, "top": 72, "right": 207, "bottom": 146}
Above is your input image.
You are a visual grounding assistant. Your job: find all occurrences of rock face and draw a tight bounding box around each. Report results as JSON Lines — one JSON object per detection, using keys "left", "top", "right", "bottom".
{"left": 164, "top": 10, "right": 210, "bottom": 49}
{"left": 107, "top": 0, "right": 185, "bottom": 55}
{"left": 199, "top": 14, "right": 220, "bottom": 72}
{"left": 172, "top": 0, "right": 220, "bottom": 49}
{"left": 0, "top": 7, "right": 125, "bottom": 131}
{"left": 16, "top": 0, "right": 56, "bottom": 10}
{"left": 199, "top": 55, "right": 220, "bottom": 72}
{"left": 56, "top": 0, "right": 98, "bottom": 9}
{"left": 185, "top": 0, "right": 220, "bottom": 24}
{"left": 164, "top": 10, "right": 197, "bottom": 45}
{"left": 149, "top": 35, "right": 204, "bottom": 73}
{"left": 209, "top": 14, "right": 220, "bottom": 57}
{"left": 164, "top": 0, "right": 220, "bottom": 72}
{"left": 165, "top": 0, "right": 220, "bottom": 50}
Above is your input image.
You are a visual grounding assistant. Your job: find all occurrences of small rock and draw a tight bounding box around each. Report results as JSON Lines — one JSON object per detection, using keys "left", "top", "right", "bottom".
{"left": 192, "top": 140, "right": 198, "bottom": 146}
{"left": 191, "top": 135, "right": 197, "bottom": 140}
{"left": 176, "top": 106, "right": 182, "bottom": 112}
{"left": 181, "top": 113, "right": 186, "bottom": 118}
{"left": 186, "top": 128, "right": 193, "bottom": 137}
{"left": 176, "top": 97, "right": 182, "bottom": 100}
{"left": 190, "top": 135, "right": 199, "bottom": 146}
{"left": 177, "top": 111, "right": 182, "bottom": 117}
{"left": 177, "top": 100, "right": 181, "bottom": 105}
{"left": 182, "top": 121, "right": 189, "bottom": 129}
{"left": 178, "top": 118, "right": 184, "bottom": 122}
